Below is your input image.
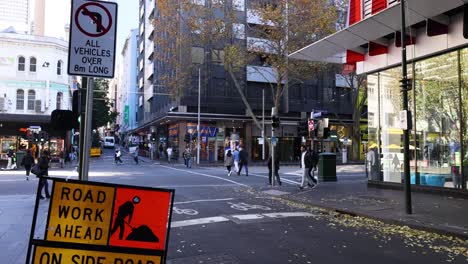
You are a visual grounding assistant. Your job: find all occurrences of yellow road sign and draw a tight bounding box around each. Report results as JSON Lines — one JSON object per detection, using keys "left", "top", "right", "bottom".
{"left": 34, "top": 246, "right": 161, "bottom": 264}
{"left": 46, "top": 181, "right": 115, "bottom": 245}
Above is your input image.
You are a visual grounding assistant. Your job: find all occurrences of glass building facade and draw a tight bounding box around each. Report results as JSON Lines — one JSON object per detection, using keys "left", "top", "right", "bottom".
{"left": 367, "top": 48, "right": 468, "bottom": 190}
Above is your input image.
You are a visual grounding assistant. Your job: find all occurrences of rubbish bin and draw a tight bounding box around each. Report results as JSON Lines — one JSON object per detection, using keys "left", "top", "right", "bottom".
{"left": 15, "top": 151, "right": 26, "bottom": 169}
{"left": 318, "top": 152, "right": 337, "bottom": 182}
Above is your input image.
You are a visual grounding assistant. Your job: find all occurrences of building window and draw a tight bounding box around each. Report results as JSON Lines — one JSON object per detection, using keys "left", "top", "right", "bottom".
{"left": 27, "top": 90, "right": 36, "bottom": 110}
{"left": 233, "top": 23, "right": 245, "bottom": 39}
{"left": 29, "top": 57, "right": 37, "bottom": 72}
{"left": 233, "top": 0, "right": 245, "bottom": 11}
{"left": 18, "top": 56, "right": 25, "bottom": 71}
{"left": 57, "top": 60, "right": 62, "bottom": 75}
{"left": 16, "top": 89, "right": 24, "bottom": 110}
{"left": 191, "top": 47, "right": 205, "bottom": 64}
{"left": 56, "top": 92, "right": 63, "bottom": 110}
{"left": 212, "top": 49, "right": 224, "bottom": 65}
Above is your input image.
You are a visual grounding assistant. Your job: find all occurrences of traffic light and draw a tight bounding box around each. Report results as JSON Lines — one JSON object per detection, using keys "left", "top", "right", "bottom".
{"left": 51, "top": 110, "right": 79, "bottom": 131}
{"left": 150, "top": 132, "right": 157, "bottom": 142}
{"left": 298, "top": 119, "right": 308, "bottom": 137}
{"left": 272, "top": 115, "right": 280, "bottom": 129}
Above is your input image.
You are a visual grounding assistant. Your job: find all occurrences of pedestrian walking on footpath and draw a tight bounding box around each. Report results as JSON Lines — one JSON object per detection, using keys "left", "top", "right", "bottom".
{"left": 21, "top": 149, "right": 34, "bottom": 181}
{"left": 183, "top": 148, "right": 192, "bottom": 168}
{"left": 6, "top": 146, "right": 14, "bottom": 169}
{"left": 115, "top": 149, "right": 123, "bottom": 164}
{"left": 237, "top": 147, "right": 249, "bottom": 176}
{"left": 267, "top": 154, "right": 281, "bottom": 186}
{"left": 37, "top": 151, "right": 51, "bottom": 199}
{"left": 308, "top": 146, "right": 319, "bottom": 183}
{"left": 299, "top": 145, "right": 317, "bottom": 190}
{"left": 133, "top": 146, "right": 139, "bottom": 165}
{"left": 233, "top": 148, "right": 240, "bottom": 173}
{"left": 167, "top": 145, "right": 173, "bottom": 164}
{"left": 224, "top": 150, "right": 234, "bottom": 176}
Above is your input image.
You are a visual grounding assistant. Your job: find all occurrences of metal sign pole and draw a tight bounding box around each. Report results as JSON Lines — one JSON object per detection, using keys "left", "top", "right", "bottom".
{"left": 400, "top": 0, "right": 412, "bottom": 214}
{"left": 79, "top": 77, "right": 94, "bottom": 181}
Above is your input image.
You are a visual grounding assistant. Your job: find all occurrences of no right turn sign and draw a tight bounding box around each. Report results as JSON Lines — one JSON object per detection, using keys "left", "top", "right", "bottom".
{"left": 68, "top": 0, "right": 118, "bottom": 78}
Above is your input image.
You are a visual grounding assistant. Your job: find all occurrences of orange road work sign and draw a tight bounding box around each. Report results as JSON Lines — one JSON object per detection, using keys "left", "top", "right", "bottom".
{"left": 27, "top": 178, "right": 175, "bottom": 264}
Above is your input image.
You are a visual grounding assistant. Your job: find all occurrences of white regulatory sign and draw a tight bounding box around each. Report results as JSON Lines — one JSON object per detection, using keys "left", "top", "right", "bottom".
{"left": 68, "top": 0, "right": 118, "bottom": 78}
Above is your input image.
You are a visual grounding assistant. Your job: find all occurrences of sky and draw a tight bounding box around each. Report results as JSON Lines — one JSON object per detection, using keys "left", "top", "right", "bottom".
{"left": 41, "top": 0, "right": 138, "bottom": 62}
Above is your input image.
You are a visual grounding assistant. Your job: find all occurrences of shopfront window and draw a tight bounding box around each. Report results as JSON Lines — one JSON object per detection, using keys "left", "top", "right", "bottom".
{"left": 367, "top": 73, "right": 380, "bottom": 180}
{"left": 415, "top": 51, "right": 461, "bottom": 188}
{"left": 460, "top": 48, "right": 468, "bottom": 189}
{"left": 379, "top": 67, "right": 403, "bottom": 183}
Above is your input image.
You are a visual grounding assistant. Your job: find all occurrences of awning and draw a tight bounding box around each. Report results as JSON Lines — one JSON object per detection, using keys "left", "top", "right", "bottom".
{"left": 289, "top": 0, "right": 468, "bottom": 63}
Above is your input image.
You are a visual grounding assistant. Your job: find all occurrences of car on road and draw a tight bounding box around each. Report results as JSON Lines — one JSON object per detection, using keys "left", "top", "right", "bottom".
{"left": 103, "top": 137, "right": 115, "bottom": 149}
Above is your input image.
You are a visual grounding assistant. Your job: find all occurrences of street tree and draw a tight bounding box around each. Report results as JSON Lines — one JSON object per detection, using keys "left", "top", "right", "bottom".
{"left": 92, "top": 78, "right": 118, "bottom": 130}
{"left": 153, "top": 0, "right": 339, "bottom": 132}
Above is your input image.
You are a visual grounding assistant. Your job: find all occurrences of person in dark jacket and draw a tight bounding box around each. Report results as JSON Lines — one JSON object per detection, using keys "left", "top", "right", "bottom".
{"left": 306, "top": 146, "right": 319, "bottom": 182}
{"left": 237, "top": 147, "right": 249, "bottom": 176}
{"left": 267, "top": 154, "right": 281, "bottom": 186}
{"left": 224, "top": 150, "right": 235, "bottom": 176}
{"left": 21, "top": 150, "right": 35, "bottom": 181}
{"left": 300, "top": 146, "right": 318, "bottom": 190}
{"left": 37, "top": 151, "right": 51, "bottom": 199}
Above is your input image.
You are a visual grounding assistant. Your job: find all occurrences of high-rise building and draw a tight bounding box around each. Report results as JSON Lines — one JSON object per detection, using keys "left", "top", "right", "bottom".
{"left": 0, "top": 0, "right": 32, "bottom": 34}
{"left": 134, "top": 0, "right": 354, "bottom": 163}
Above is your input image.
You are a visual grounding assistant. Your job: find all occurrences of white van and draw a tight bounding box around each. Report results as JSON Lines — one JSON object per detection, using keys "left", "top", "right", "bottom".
{"left": 104, "top": 137, "right": 115, "bottom": 149}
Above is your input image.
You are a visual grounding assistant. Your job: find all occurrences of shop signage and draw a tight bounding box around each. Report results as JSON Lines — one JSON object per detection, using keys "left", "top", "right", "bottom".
{"left": 308, "top": 120, "right": 314, "bottom": 131}
{"left": 68, "top": 0, "right": 118, "bottom": 78}
{"left": 27, "top": 178, "right": 174, "bottom": 264}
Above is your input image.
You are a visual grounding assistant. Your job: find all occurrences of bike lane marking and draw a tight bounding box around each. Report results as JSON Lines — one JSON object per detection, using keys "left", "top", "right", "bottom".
{"left": 159, "top": 165, "right": 250, "bottom": 187}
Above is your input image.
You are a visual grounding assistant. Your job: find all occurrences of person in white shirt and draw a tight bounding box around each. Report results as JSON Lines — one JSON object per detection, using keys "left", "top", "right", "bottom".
{"left": 167, "top": 146, "right": 173, "bottom": 164}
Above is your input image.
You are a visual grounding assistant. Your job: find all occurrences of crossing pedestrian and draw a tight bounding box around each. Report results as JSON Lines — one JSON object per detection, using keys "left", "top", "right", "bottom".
{"left": 37, "top": 151, "right": 51, "bottom": 199}
{"left": 233, "top": 148, "right": 240, "bottom": 173}
{"left": 115, "top": 149, "right": 123, "bottom": 164}
{"left": 224, "top": 150, "right": 234, "bottom": 176}
{"left": 133, "top": 146, "right": 139, "bottom": 164}
{"left": 21, "top": 150, "right": 34, "bottom": 181}
{"left": 267, "top": 154, "right": 281, "bottom": 186}
{"left": 237, "top": 147, "right": 249, "bottom": 176}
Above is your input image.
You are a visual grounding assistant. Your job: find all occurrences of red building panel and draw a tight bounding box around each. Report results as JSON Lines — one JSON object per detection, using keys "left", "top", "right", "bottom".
{"left": 372, "top": 0, "right": 388, "bottom": 14}
{"left": 349, "top": 0, "right": 362, "bottom": 25}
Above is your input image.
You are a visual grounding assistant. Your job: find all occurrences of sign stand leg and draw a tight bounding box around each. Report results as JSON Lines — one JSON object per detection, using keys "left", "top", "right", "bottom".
{"left": 79, "top": 77, "right": 94, "bottom": 181}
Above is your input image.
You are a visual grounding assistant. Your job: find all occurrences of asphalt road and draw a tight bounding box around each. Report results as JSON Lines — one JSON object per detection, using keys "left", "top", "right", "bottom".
{"left": 0, "top": 149, "right": 466, "bottom": 263}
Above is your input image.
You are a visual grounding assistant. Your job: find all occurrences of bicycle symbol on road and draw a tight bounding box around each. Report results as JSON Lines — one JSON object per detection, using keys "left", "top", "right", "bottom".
{"left": 173, "top": 207, "right": 199, "bottom": 215}
{"left": 227, "top": 202, "right": 271, "bottom": 211}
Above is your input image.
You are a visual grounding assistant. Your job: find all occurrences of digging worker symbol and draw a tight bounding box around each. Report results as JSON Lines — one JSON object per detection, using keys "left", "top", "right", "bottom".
{"left": 110, "top": 195, "right": 160, "bottom": 243}
{"left": 111, "top": 196, "right": 140, "bottom": 240}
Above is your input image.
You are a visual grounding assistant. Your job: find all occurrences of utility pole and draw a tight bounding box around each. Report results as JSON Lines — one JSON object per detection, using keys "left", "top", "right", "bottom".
{"left": 400, "top": 0, "right": 412, "bottom": 214}
{"left": 197, "top": 67, "right": 201, "bottom": 165}
{"left": 262, "top": 88, "right": 265, "bottom": 160}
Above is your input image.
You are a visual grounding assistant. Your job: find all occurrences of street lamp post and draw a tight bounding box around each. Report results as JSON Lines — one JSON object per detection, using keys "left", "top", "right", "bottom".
{"left": 197, "top": 66, "right": 201, "bottom": 165}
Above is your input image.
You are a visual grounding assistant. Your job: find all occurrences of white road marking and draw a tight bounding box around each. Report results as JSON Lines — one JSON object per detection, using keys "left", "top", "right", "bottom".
{"left": 263, "top": 212, "right": 315, "bottom": 218}
{"left": 227, "top": 202, "right": 272, "bottom": 211}
{"left": 174, "top": 198, "right": 234, "bottom": 205}
{"left": 171, "top": 211, "right": 315, "bottom": 228}
{"left": 160, "top": 165, "right": 249, "bottom": 187}
{"left": 171, "top": 216, "right": 229, "bottom": 228}
{"left": 173, "top": 207, "right": 199, "bottom": 215}
{"left": 247, "top": 172, "right": 301, "bottom": 185}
